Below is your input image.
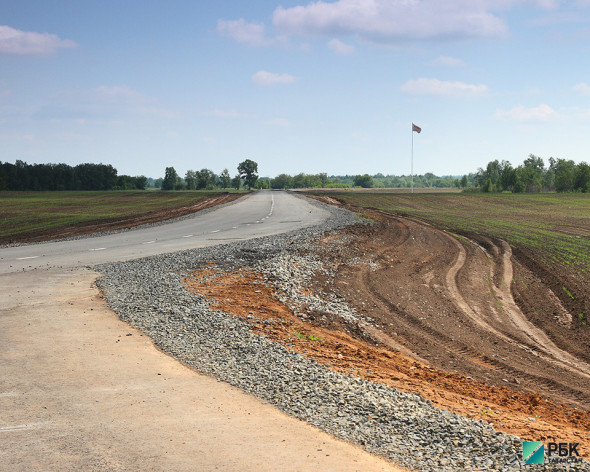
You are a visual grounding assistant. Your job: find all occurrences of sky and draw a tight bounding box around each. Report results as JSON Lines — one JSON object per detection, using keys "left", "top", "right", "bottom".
{"left": 1, "top": 0, "right": 590, "bottom": 179}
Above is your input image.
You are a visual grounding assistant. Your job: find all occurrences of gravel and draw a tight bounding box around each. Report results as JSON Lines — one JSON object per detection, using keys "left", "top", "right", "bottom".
{"left": 94, "top": 197, "right": 588, "bottom": 472}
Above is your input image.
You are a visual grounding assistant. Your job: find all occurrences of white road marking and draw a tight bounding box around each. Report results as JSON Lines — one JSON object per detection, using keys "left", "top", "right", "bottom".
{"left": 211, "top": 230, "right": 220, "bottom": 233}
{"left": 182, "top": 234, "right": 193, "bottom": 238}
{"left": 232, "top": 226, "right": 238, "bottom": 229}
{"left": 89, "top": 248, "right": 106, "bottom": 252}
{"left": 17, "top": 256, "right": 39, "bottom": 260}
{"left": 0, "top": 423, "right": 44, "bottom": 432}
{"left": 0, "top": 392, "right": 18, "bottom": 398}
{"left": 142, "top": 241, "right": 156, "bottom": 245}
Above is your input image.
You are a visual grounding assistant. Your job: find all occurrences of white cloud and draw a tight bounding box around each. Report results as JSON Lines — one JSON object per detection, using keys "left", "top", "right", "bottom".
{"left": 272, "top": 0, "right": 508, "bottom": 43}
{"left": 0, "top": 25, "right": 76, "bottom": 55}
{"left": 495, "top": 104, "right": 555, "bottom": 121}
{"left": 328, "top": 38, "right": 356, "bottom": 54}
{"left": 431, "top": 55, "right": 466, "bottom": 67}
{"left": 217, "top": 19, "right": 268, "bottom": 45}
{"left": 401, "top": 78, "right": 488, "bottom": 96}
{"left": 573, "top": 82, "right": 590, "bottom": 95}
{"left": 252, "top": 70, "right": 297, "bottom": 86}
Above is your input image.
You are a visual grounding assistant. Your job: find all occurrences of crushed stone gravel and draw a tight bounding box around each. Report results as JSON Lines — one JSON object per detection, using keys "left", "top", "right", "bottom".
{"left": 94, "top": 197, "right": 588, "bottom": 472}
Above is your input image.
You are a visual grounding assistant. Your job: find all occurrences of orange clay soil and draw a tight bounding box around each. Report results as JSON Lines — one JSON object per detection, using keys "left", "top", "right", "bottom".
{"left": 184, "top": 266, "right": 590, "bottom": 456}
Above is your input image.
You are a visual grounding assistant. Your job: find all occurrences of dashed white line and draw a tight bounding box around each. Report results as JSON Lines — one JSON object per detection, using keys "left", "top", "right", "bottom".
{"left": 0, "top": 423, "right": 44, "bottom": 432}
{"left": 142, "top": 240, "right": 156, "bottom": 245}
{"left": 89, "top": 248, "right": 106, "bottom": 252}
{"left": 232, "top": 226, "right": 238, "bottom": 229}
{"left": 211, "top": 230, "right": 220, "bottom": 233}
{"left": 183, "top": 234, "right": 193, "bottom": 238}
{"left": 17, "top": 256, "right": 39, "bottom": 260}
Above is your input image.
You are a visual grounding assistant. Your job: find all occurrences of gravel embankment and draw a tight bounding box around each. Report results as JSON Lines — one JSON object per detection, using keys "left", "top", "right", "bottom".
{"left": 94, "top": 199, "right": 587, "bottom": 472}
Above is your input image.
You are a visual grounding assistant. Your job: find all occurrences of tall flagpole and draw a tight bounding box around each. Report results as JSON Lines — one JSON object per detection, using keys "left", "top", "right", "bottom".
{"left": 411, "top": 123, "right": 414, "bottom": 194}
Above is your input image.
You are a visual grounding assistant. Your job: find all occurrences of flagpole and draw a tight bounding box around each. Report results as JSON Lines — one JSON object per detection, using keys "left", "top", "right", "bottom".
{"left": 411, "top": 123, "right": 414, "bottom": 194}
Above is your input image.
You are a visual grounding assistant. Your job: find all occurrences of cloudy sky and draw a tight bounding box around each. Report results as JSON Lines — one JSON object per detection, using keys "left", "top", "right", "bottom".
{"left": 1, "top": 1, "right": 590, "bottom": 179}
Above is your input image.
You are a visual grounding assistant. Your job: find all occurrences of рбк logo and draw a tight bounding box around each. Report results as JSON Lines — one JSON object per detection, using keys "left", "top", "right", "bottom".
{"left": 522, "top": 442, "right": 544, "bottom": 464}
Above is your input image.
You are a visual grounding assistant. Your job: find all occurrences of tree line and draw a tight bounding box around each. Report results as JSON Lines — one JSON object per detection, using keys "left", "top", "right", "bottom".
{"left": 159, "top": 159, "right": 259, "bottom": 190}
{"left": 0, "top": 160, "right": 147, "bottom": 191}
{"left": 474, "top": 155, "right": 590, "bottom": 193}
{"left": 3, "top": 155, "right": 588, "bottom": 193}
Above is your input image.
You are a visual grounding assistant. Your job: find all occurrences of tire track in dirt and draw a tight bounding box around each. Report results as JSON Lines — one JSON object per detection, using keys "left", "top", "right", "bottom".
{"left": 443, "top": 230, "right": 590, "bottom": 379}
{"left": 324, "top": 211, "right": 590, "bottom": 409}
{"left": 354, "top": 230, "right": 590, "bottom": 405}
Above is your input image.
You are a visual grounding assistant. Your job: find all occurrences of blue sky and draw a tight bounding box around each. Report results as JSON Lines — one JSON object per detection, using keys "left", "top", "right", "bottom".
{"left": 1, "top": 0, "right": 590, "bottom": 179}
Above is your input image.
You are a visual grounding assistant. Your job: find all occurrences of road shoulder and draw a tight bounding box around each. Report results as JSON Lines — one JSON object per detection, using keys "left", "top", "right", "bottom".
{"left": 0, "top": 268, "right": 407, "bottom": 472}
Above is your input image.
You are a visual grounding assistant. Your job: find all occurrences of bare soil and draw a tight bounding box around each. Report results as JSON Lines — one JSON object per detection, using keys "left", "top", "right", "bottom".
{"left": 184, "top": 210, "right": 590, "bottom": 457}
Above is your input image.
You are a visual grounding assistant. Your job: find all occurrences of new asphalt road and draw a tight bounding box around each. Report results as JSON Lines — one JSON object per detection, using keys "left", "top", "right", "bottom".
{"left": 0, "top": 191, "right": 331, "bottom": 274}
{"left": 0, "top": 191, "right": 403, "bottom": 472}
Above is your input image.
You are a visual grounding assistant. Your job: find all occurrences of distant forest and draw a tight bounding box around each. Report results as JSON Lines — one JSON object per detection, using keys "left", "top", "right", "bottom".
{"left": 0, "top": 160, "right": 147, "bottom": 191}
{"left": 1, "top": 154, "right": 589, "bottom": 193}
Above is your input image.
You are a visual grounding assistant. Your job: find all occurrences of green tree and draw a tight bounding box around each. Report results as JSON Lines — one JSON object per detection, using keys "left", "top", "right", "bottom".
{"left": 554, "top": 159, "right": 576, "bottom": 192}
{"left": 460, "top": 175, "right": 468, "bottom": 188}
{"left": 219, "top": 168, "right": 231, "bottom": 188}
{"left": 353, "top": 174, "right": 374, "bottom": 188}
{"left": 575, "top": 162, "right": 590, "bottom": 192}
{"left": 238, "top": 159, "right": 258, "bottom": 189}
{"left": 231, "top": 174, "right": 241, "bottom": 190}
{"left": 162, "top": 167, "right": 178, "bottom": 190}
{"left": 196, "top": 168, "right": 217, "bottom": 189}
{"left": 0, "top": 165, "right": 6, "bottom": 191}
{"left": 254, "top": 178, "right": 270, "bottom": 189}
{"left": 185, "top": 170, "right": 197, "bottom": 190}
{"left": 271, "top": 173, "right": 293, "bottom": 189}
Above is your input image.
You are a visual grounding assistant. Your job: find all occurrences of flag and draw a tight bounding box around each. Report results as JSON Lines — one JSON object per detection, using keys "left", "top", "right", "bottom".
{"left": 412, "top": 123, "right": 421, "bottom": 133}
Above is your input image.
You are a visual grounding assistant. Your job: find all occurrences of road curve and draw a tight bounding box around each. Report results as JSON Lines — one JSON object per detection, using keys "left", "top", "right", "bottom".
{"left": 0, "top": 191, "right": 331, "bottom": 274}
{"left": 0, "top": 191, "right": 405, "bottom": 471}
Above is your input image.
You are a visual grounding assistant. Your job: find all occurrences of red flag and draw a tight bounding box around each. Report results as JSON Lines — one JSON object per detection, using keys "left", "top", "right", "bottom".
{"left": 412, "top": 123, "right": 421, "bottom": 133}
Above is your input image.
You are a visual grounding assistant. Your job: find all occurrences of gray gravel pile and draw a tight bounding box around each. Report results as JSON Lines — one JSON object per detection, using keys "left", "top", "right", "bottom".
{"left": 94, "top": 199, "right": 586, "bottom": 472}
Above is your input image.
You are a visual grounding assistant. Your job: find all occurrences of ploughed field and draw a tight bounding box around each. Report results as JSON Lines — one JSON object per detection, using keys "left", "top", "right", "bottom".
{"left": 298, "top": 192, "right": 590, "bottom": 444}
{"left": 0, "top": 190, "right": 244, "bottom": 244}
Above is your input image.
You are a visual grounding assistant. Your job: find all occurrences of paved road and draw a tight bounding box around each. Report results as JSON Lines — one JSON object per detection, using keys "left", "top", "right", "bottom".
{"left": 0, "top": 191, "right": 405, "bottom": 472}
{"left": 0, "top": 191, "right": 330, "bottom": 274}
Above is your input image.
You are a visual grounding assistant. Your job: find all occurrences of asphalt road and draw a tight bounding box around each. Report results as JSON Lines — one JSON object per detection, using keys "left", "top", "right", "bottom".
{"left": 0, "top": 191, "right": 404, "bottom": 471}
{"left": 0, "top": 190, "right": 331, "bottom": 274}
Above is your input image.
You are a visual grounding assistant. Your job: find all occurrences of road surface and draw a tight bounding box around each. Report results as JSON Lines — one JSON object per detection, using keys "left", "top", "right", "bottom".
{"left": 0, "top": 191, "right": 405, "bottom": 472}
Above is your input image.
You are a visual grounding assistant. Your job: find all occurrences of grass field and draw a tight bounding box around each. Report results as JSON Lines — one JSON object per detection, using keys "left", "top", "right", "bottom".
{"left": 308, "top": 191, "right": 590, "bottom": 273}
{"left": 0, "top": 190, "right": 244, "bottom": 243}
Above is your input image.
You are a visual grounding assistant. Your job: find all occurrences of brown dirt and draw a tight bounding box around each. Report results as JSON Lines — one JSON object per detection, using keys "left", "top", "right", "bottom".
{"left": 183, "top": 214, "right": 590, "bottom": 457}
{"left": 3, "top": 193, "right": 243, "bottom": 244}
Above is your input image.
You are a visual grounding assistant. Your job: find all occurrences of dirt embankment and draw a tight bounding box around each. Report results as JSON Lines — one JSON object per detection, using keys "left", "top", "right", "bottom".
{"left": 2, "top": 193, "right": 243, "bottom": 245}
{"left": 184, "top": 209, "right": 590, "bottom": 456}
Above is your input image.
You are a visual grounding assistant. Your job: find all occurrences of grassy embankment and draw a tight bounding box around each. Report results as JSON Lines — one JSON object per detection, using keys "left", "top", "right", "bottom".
{"left": 0, "top": 190, "right": 244, "bottom": 243}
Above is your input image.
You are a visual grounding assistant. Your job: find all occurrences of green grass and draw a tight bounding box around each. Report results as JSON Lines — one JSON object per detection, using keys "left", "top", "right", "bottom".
{"left": 307, "top": 191, "right": 590, "bottom": 273}
{"left": 0, "top": 190, "right": 244, "bottom": 241}
{"left": 291, "top": 329, "right": 322, "bottom": 341}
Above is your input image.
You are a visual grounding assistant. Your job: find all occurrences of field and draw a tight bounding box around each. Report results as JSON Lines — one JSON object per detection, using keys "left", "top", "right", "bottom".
{"left": 0, "top": 190, "right": 244, "bottom": 244}
{"left": 308, "top": 191, "right": 590, "bottom": 317}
